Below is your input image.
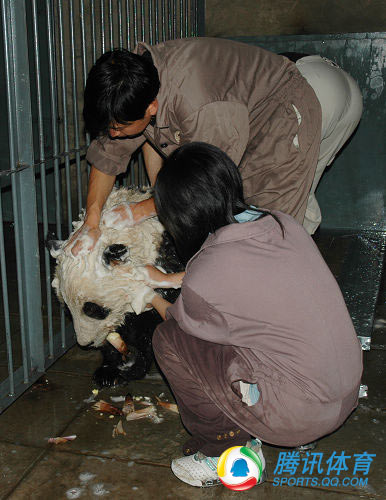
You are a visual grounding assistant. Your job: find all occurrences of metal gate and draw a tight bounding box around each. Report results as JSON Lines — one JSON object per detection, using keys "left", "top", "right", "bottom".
{"left": 0, "top": 0, "right": 205, "bottom": 413}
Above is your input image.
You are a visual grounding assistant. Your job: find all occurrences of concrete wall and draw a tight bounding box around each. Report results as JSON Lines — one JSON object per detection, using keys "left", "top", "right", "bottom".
{"left": 206, "top": 0, "right": 386, "bottom": 37}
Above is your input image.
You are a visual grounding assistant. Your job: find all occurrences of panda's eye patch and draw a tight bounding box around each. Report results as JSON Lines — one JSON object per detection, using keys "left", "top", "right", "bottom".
{"left": 82, "top": 302, "right": 111, "bottom": 320}
{"left": 103, "top": 244, "right": 129, "bottom": 266}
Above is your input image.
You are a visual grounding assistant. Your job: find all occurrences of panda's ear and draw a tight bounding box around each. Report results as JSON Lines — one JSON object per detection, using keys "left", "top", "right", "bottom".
{"left": 51, "top": 276, "right": 64, "bottom": 302}
{"left": 46, "top": 236, "right": 65, "bottom": 258}
{"left": 52, "top": 276, "right": 59, "bottom": 290}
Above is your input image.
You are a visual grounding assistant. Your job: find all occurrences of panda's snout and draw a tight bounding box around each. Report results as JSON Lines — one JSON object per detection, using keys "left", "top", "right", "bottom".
{"left": 103, "top": 244, "right": 130, "bottom": 266}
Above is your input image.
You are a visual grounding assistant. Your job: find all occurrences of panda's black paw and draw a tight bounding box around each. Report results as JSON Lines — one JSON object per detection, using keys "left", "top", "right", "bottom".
{"left": 117, "top": 349, "right": 148, "bottom": 381}
{"left": 93, "top": 365, "right": 128, "bottom": 388}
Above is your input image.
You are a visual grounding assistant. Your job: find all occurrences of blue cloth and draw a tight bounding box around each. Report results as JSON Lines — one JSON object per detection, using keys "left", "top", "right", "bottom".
{"left": 240, "top": 380, "right": 260, "bottom": 405}
{"left": 234, "top": 206, "right": 263, "bottom": 223}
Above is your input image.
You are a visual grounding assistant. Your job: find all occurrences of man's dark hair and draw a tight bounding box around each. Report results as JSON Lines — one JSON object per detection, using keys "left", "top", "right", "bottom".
{"left": 154, "top": 142, "right": 283, "bottom": 263}
{"left": 83, "top": 49, "right": 160, "bottom": 138}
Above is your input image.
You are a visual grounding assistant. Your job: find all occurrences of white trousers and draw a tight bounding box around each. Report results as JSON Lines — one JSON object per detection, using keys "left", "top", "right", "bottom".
{"left": 296, "top": 55, "right": 363, "bottom": 234}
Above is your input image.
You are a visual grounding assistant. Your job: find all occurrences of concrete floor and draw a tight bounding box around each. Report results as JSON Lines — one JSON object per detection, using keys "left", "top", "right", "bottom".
{"left": 0, "top": 233, "right": 385, "bottom": 499}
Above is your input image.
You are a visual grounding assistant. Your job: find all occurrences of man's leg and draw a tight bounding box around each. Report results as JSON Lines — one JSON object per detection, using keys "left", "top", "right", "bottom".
{"left": 142, "top": 141, "right": 163, "bottom": 186}
{"left": 296, "top": 56, "right": 363, "bottom": 234}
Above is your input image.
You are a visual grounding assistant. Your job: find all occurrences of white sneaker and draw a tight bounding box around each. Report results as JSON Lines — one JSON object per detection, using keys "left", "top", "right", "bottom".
{"left": 246, "top": 438, "right": 267, "bottom": 483}
{"left": 171, "top": 439, "right": 267, "bottom": 488}
{"left": 171, "top": 451, "right": 221, "bottom": 487}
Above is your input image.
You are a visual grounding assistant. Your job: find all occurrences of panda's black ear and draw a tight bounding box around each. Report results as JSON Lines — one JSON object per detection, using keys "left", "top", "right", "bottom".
{"left": 82, "top": 302, "right": 111, "bottom": 320}
{"left": 103, "top": 244, "right": 129, "bottom": 266}
{"left": 46, "top": 233, "right": 65, "bottom": 258}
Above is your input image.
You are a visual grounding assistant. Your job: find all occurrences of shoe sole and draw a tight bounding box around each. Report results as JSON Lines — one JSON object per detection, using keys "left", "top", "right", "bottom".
{"left": 206, "top": 470, "right": 267, "bottom": 489}
{"left": 171, "top": 462, "right": 267, "bottom": 489}
{"left": 173, "top": 471, "right": 267, "bottom": 489}
{"left": 259, "top": 469, "right": 268, "bottom": 484}
{"left": 200, "top": 479, "right": 222, "bottom": 488}
{"left": 171, "top": 462, "right": 221, "bottom": 488}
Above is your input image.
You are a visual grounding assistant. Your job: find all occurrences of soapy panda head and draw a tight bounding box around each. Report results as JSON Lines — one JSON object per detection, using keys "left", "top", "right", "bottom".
{"left": 48, "top": 188, "right": 164, "bottom": 347}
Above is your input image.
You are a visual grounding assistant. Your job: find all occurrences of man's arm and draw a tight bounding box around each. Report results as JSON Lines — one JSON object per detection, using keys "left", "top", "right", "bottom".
{"left": 142, "top": 141, "right": 163, "bottom": 186}
{"left": 101, "top": 143, "right": 158, "bottom": 225}
{"left": 90, "top": 141, "right": 160, "bottom": 230}
{"left": 130, "top": 197, "right": 156, "bottom": 223}
{"left": 68, "top": 165, "right": 116, "bottom": 255}
{"left": 84, "top": 165, "right": 116, "bottom": 227}
{"left": 122, "top": 142, "right": 162, "bottom": 222}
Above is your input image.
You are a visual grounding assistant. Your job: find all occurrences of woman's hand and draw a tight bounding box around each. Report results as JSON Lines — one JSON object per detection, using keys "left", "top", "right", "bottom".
{"left": 65, "top": 223, "right": 101, "bottom": 256}
{"left": 137, "top": 265, "right": 184, "bottom": 320}
{"left": 144, "top": 265, "right": 185, "bottom": 289}
{"left": 102, "top": 198, "right": 156, "bottom": 229}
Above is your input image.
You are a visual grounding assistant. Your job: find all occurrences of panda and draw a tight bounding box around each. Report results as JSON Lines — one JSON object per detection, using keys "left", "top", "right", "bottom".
{"left": 48, "top": 187, "right": 183, "bottom": 387}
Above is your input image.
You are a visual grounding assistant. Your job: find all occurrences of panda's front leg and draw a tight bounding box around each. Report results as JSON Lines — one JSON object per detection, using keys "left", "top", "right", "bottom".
{"left": 116, "top": 345, "right": 148, "bottom": 382}
{"left": 93, "top": 342, "right": 129, "bottom": 387}
{"left": 93, "top": 340, "right": 149, "bottom": 387}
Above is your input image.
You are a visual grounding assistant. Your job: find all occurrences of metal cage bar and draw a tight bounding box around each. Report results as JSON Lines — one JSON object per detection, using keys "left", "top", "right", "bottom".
{"left": 69, "top": 0, "right": 84, "bottom": 214}
{"left": 91, "top": 0, "right": 97, "bottom": 63}
{"left": 161, "top": 0, "right": 166, "bottom": 41}
{"left": 46, "top": 0, "right": 68, "bottom": 348}
{"left": 100, "top": 0, "right": 106, "bottom": 53}
{"left": 133, "top": 0, "right": 139, "bottom": 46}
{"left": 154, "top": 0, "right": 159, "bottom": 43}
{"left": 1, "top": 0, "right": 45, "bottom": 391}
{"left": 148, "top": 0, "right": 154, "bottom": 44}
{"left": 108, "top": 0, "right": 114, "bottom": 49}
{"left": 118, "top": 0, "right": 123, "bottom": 48}
{"left": 141, "top": 0, "right": 146, "bottom": 41}
{"left": 58, "top": 0, "right": 74, "bottom": 236}
{"left": 0, "top": 194, "right": 14, "bottom": 394}
{"left": 125, "top": 0, "right": 132, "bottom": 49}
{"left": 80, "top": 0, "right": 91, "bottom": 148}
{"left": 1, "top": 0, "right": 29, "bottom": 385}
{"left": 31, "top": 0, "right": 55, "bottom": 358}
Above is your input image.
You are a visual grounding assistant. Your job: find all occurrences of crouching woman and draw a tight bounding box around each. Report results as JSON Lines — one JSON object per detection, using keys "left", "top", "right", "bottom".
{"left": 146, "top": 142, "right": 363, "bottom": 488}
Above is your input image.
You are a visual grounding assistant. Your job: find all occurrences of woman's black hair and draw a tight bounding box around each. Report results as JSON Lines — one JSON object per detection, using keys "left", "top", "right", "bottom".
{"left": 83, "top": 49, "right": 160, "bottom": 139}
{"left": 154, "top": 142, "right": 284, "bottom": 264}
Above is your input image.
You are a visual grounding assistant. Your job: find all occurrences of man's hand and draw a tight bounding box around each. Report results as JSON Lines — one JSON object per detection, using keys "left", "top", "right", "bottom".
{"left": 65, "top": 223, "right": 101, "bottom": 256}
{"left": 102, "top": 202, "right": 135, "bottom": 228}
{"left": 65, "top": 165, "right": 115, "bottom": 256}
{"left": 143, "top": 265, "right": 185, "bottom": 289}
{"left": 102, "top": 198, "right": 156, "bottom": 229}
